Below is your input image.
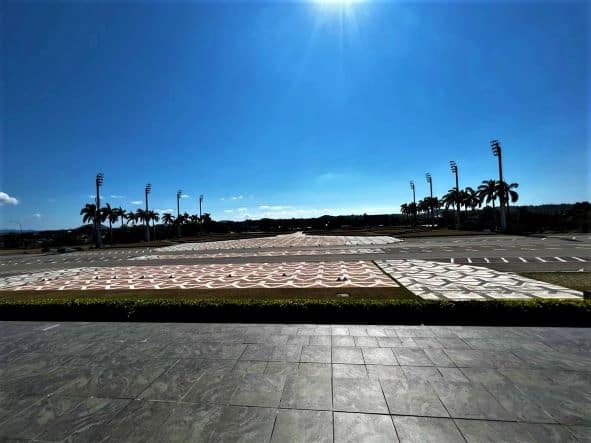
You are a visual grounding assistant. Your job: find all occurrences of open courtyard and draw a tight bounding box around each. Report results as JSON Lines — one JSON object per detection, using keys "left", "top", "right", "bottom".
{"left": 0, "top": 233, "right": 590, "bottom": 441}
{"left": 3, "top": 0, "right": 589, "bottom": 440}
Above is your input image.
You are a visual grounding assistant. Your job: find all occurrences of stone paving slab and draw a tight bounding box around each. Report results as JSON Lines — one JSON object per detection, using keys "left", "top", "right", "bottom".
{"left": 0, "top": 261, "right": 398, "bottom": 291}
{"left": 376, "top": 259, "right": 583, "bottom": 300}
{"left": 1, "top": 322, "right": 589, "bottom": 441}
{"left": 159, "top": 232, "right": 401, "bottom": 252}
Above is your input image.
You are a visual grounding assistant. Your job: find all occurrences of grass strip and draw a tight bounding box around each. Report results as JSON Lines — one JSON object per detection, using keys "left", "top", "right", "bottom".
{"left": 520, "top": 272, "right": 591, "bottom": 292}
{"left": 0, "top": 286, "right": 416, "bottom": 301}
{"left": 0, "top": 297, "right": 589, "bottom": 326}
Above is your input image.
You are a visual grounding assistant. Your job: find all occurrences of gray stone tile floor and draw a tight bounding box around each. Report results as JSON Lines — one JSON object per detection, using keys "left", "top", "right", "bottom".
{"left": 0, "top": 321, "right": 590, "bottom": 442}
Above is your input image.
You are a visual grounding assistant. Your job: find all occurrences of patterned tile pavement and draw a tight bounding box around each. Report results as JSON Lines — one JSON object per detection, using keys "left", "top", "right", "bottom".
{"left": 376, "top": 259, "right": 583, "bottom": 301}
{"left": 0, "top": 261, "right": 398, "bottom": 291}
{"left": 159, "top": 232, "right": 401, "bottom": 252}
{"left": 130, "top": 248, "right": 385, "bottom": 261}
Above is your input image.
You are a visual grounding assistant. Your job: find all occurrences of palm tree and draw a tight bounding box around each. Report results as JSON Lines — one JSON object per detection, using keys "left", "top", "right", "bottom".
{"left": 177, "top": 213, "right": 188, "bottom": 225}
{"left": 189, "top": 214, "right": 199, "bottom": 224}
{"left": 441, "top": 189, "right": 461, "bottom": 210}
{"left": 126, "top": 211, "right": 137, "bottom": 226}
{"left": 478, "top": 179, "right": 498, "bottom": 228}
{"left": 162, "top": 213, "right": 175, "bottom": 225}
{"left": 80, "top": 203, "right": 97, "bottom": 224}
{"left": 114, "top": 207, "right": 127, "bottom": 229}
{"left": 408, "top": 202, "right": 417, "bottom": 226}
{"left": 135, "top": 209, "right": 149, "bottom": 226}
{"left": 417, "top": 199, "right": 429, "bottom": 224}
{"left": 148, "top": 210, "right": 159, "bottom": 239}
{"left": 201, "top": 213, "right": 212, "bottom": 224}
{"left": 81, "top": 203, "right": 107, "bottom": 244}
{"left": 400, "top": 203, "right": 409, "bottom": 224}
{"left": 496, "top": 181, "right": 519, "bottom": 219}
{"left": 101, "top": 203, "right": 118, "bottom": 244}
{"left": 463, "top": 187, "right": 480, "bottom": 213}
{"left": 441, "top": 189, "right": 463, "bottom": 227}
{"left": 426, "top": 196, "right": 440, "bottom": 226}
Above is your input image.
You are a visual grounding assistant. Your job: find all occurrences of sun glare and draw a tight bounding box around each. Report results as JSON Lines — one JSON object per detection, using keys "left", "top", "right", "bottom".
{"left": 315, "top": 0, "right": 364, "bottom": 8}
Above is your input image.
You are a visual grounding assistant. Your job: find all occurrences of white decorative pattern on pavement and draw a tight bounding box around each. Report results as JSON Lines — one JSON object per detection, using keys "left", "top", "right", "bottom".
{"left": 130, "top": 248, "right": 385, "bottom": 260}
{"left": 0, "top": 261, "right": 398, "bottom": 291}
{"left": 375, "top": 259, "right": 583, "bottom": 301}
{"left": 159, "top": 232, "right": 401, "bottom": 252}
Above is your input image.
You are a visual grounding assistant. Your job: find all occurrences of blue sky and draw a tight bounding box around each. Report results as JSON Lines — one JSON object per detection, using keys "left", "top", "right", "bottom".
{"left": 1, "top": 0, "right": 589, "bottom": 230}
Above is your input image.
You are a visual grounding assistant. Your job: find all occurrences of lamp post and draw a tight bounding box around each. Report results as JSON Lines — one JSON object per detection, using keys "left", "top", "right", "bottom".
{"left": 410, "top": 180, "right": 416, "bottom": 226}
{"left": 199, "top": 194, "right": 204, "bottom": 235}
{"left": 450, "top": 161, "right": 460, "bottom": 228}
{"left": 145, "top": 183, "right": 152, "bottom": 242}
{"left": 426, "top": 173, "right": 434, "bottom": 227}
{"left": 95, "top": 173, "right": 104, "bottom": 248}
{"left": 176, "top": 190, "right": 182, "bottom": 237}
{"left": 491, "top": 139, "right": 507, "bottom": 231}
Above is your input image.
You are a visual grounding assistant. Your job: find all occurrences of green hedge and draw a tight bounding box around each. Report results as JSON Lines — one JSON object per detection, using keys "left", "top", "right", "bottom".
{"left": 1, "top": 298, "right": 590, "bottom": 326}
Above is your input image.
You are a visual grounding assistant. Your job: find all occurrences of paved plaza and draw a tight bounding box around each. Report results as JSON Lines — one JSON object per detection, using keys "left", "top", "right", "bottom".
{"left": 159, "top": 233, "right": 402, "bottom": 252}
{"left": 130, "top": 248, "right": 385, "bottom": 260}
{"left": 0, "top": 261, "right": 398, "bottom": 291}
{"left": 1, "top": 321, "right": 590, "bottom": 442}
{"left": 1, "top": 234, "right": 589, "bottom": 279}
{"left": 375, "top": 260, "right": 583, "bottom": 301}
{"left": 1, "top": 234, "right": 589, "bottom": 441}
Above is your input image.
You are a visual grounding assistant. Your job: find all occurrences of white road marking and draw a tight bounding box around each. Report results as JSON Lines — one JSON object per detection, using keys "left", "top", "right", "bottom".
{"left": 450, "top": 258, "right": 455, "bottom": 264}
{"left": 501, "top": 257, "right": 508, "bottom": 263}
{"left": 518, "top": 257, "right": 527, "bottom": 263}
{"left": 484, "top": 257, "right": 490, "bottom": 263}
{"left": 554, "top": 257, "right": 567, "bottom": 262}
{"left": 535, "top": 257, "right": 547, "bottom": 262}
{"left": 467, "top": 258, "right": 472, "bottom": 263}
{"left": 572, "top": 257, "right": 586, "bottom": 262}
{"left": 41, "top": 324, "right": 60, "bottom": 331}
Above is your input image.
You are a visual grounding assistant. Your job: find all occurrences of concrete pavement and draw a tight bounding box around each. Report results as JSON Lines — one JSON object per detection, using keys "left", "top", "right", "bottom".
{"left": 0, "top": 234, "right": 589, "bottom": 277}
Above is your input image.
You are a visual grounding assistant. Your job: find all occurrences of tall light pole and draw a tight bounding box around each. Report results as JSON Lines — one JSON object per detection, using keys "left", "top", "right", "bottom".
{"left": 410, "top": 180, "right": 416, "bottom": 226}
{"left": 176, "top": 190, "right": 182, "bottom": 237}
{"left": 491, "top": 139, "right": 507, "bottom": 231}
{"left": 145, "top": 183, "right": 152, "bottom": 242}
{"left": 426, "top": 173, "right": 433, "bottom": 227}
{"left": 450, "top": 161, "right": 460, "bottom": 229}
{"left": 95, "top": 173, "right": 104, "bottom": 248}
{"left": 199, "top": 194, "right": 204, "bottom": 235}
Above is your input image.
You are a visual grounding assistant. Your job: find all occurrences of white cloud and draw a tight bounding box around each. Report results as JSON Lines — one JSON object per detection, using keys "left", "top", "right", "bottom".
{"left": 316, "top": 172, "right": 338, "bottom": 182}
{"left": 32, "top": 213, "right": 41, "bottom": 218}
{"left": 181, "top": 194, "right": 190, "bottom": 199}
{"left": 110, "top": 195, "right": 125, "bottom": 199}
{"left": 88, "top": 194, "right": 104, "bottom": 199}
{"left": 0, "top": 192, "right": 18, "bottom": 205}
{"left": 155, "top": 208, "right": 174, "bottom": 214}
{"left": 131, "top": 201, "right": 142, "bottom": 205}
{"left": 218, "top": 204, "right": 402, "bottom": 222}
{"left": 231, "top": 195, "right": 243, "bottom": 200}
{"left": 259, "top": 205, "right": 293, "bottom": 211}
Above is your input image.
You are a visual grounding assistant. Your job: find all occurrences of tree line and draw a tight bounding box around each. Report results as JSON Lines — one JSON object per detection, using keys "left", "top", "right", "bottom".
{"left": 80, "top": 203, "right": 211, "bottom": 245}
{"left": 400, "top": 179, "right": 519, "bottom": 230}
